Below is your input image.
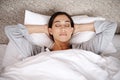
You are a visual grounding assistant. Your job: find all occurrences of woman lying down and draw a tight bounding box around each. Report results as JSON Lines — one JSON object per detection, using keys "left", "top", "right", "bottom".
{"left": 1, "top": 12, "right": 120, "bottom": 80}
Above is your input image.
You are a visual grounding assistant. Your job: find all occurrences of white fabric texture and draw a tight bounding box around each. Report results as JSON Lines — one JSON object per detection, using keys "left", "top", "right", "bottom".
{"left": 102, "top": 42, "right": 117, "bottom": 54}
{"left": 1, "top": 49, "right": 120, "bottom": 80}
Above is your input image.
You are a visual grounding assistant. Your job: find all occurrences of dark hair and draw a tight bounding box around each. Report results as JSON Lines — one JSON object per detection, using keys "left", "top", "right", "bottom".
{"left": 48, "top": 12, "right": 74, "bottom": 28}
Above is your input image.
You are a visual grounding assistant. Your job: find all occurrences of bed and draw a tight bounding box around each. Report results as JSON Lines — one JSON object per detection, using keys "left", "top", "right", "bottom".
{"left": 0, "top": 0, "right": 120, "bottom": 80}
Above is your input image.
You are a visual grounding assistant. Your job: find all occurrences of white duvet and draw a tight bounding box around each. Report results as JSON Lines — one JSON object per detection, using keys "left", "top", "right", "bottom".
{"left": 0, "top": 49, "right": 120, "bottom": 80}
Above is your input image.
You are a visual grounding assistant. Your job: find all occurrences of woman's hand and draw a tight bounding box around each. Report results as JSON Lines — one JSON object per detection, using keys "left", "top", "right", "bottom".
{"left": 25, "top": 25, "right": 49, "bottom": 35}
{"left": 74, "top": 23, "right": 95, "bottom": 34}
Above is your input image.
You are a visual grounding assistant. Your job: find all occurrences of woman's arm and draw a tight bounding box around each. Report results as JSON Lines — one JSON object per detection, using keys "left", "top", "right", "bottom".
{"left": 74, "top": 23, "right": 95, "bottom": 33}
{"left": 25, "top": 25, "right": 49, "bottom": 35}
{"left": 74, "top": 21, "right": 117, "bottom": 54}
{"left": 5, "top": 24, "right": 33, "bottom": 56}
{"left": 3, "top": 24, "right": 35, "bottom": 67}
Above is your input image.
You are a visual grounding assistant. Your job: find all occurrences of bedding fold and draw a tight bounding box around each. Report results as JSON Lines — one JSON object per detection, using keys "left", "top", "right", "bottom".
{"left": 0, "top": 49, "right": 120, "bottom": 80}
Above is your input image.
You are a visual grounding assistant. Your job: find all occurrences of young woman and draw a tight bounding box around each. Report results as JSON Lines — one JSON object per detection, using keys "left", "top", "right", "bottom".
{"left": 2, "top": 12, "right": 117, "bottom": 68}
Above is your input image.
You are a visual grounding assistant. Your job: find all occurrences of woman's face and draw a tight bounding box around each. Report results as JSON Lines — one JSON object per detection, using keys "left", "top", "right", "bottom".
{"left": 49, "top": 15, "right": 74, "bottom": 43}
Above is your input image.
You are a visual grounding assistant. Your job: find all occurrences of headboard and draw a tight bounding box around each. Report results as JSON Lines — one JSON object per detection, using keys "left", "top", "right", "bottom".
{"left": 0, "top": 0, "right": 120, "bottom": 44}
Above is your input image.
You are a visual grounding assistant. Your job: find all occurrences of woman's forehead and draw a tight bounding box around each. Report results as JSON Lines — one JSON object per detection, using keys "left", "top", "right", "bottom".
{"left": 53, "top": 15, "right": 70, "bottom": 22}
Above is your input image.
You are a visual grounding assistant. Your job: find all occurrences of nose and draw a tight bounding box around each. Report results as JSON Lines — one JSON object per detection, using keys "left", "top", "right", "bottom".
{"left": 61, "top": 26, "right": 66, "bottom": 32}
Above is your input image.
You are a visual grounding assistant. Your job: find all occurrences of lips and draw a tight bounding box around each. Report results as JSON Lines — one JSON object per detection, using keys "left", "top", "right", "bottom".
{"left": 59, "top": 34, "right": 67, "bottom": 36}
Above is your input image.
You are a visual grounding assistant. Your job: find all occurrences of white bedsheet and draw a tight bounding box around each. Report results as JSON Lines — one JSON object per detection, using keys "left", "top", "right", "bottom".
{"left": 0, "top": 49, "right": 120, "bottom": 80}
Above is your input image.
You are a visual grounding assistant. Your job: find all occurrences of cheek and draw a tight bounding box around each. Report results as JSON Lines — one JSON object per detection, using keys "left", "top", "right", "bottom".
{"left": 67, "top": 32, "right": 73, "bottom": 38}
{"left": 68, "top": 29, "right": 73, "bottom": 36}
{"left": 52, "top": 29, "right": 60, "bottom": 36}
{"left": 52, "top": 29, "right": 59, "bottom": 33}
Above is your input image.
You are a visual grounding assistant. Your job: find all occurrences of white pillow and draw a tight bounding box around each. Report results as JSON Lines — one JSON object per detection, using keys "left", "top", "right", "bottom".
{"left": 30, "top": 33, "right": 53, "bottom": 48}
{"left": 24, "top": 10, "right": 116, "bottom": 54}
{"left": 70, "top": 31, "right": 96, "bottom": 44}
{"left": 72, "top": 16, "right": 105, "bottom": 24}
{"left": 24, "top": 10, "right": 50, "bottom": 25}
{"left": 24, "top": 10, "right": 106, "bottom": 25}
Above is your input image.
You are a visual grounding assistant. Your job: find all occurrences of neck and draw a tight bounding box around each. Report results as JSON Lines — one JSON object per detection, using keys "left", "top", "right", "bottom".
{"left": 52, "top": 41, "right": 71, "bottom": 51}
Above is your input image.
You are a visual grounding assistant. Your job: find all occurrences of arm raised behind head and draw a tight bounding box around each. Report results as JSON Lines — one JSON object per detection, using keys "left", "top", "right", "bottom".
{"left": 74, "top": 23, "right": 95, "bottom": 33}
{"left": 25, "top": 24, "right": 49, "bottom": 35}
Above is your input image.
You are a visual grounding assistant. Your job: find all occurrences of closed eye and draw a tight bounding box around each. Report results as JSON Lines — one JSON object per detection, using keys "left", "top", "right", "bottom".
{"left": 65, "top": 24, "right": 70, "bottom": 27}
{"left": 55, "top": 24, "right": 61, "bottom": 27}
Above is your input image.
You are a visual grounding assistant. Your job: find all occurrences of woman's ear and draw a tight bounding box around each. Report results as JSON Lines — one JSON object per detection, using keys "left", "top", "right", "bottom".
{"left": 48, "top": 28, "right": 53, "bottom": 35}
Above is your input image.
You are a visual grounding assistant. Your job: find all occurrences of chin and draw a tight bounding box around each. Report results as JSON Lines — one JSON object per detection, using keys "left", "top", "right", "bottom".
{"left": 58, "top": 36, "right": 71, "bottom": 42}
{"left": 59, "top": 39, "right": 70, "bottom": 43}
